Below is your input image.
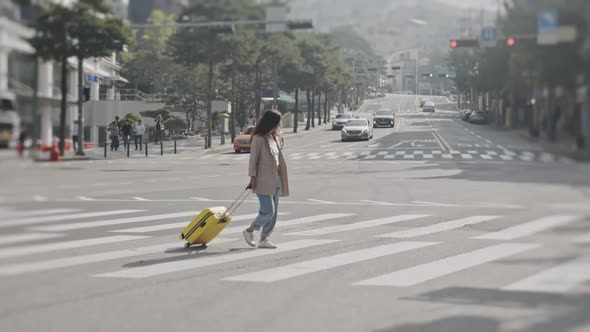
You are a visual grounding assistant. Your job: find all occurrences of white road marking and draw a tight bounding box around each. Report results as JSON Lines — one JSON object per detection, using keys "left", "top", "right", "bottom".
{"left": 0, "top": 209, "right": 79, "bottom": 219}
{"left": 132, "top": 197, "right": 150, "bottom": 201}
{"left": 354, "top": 243, "right": 539, "bottom": 287}
{"left": 220, "top": 213, "right": 354, "bottom": 235}
{"left": 461, "top": 154, "right": 473, "bottom": 159}
{"left": 112, "top": 213, "right": 287, "bottom": 233}
{"left": 0, "top": 238, "right": 238, "bottom": 276}
{"left": 475, "top": 215, "right": 581, "bottom": 240}
{"left": 504, "top": 254, "right": 590, "bottom": 293}
{"left": 411, "top": 201, "right": 458, "bottom": 207}
{"left": 285, "top": 215, "right": 430, "bottom": 236}
{"left": 31, "top": 211, "right": 203, "bottom": 232}
{"left": 0, "top": 233, "right": 64, "bottom": 246}
{"left": 0, "top": 210, "right": 143, "bottom": 228}
{"left": 379, "top": 216, "right": 500, "bottom": 238}
{"left": 481, "top": 155, "right": 493, "bottom": 160}
{"left": 0, "top": 235, "right": 149, "bottom": 260}
{"left": 191, "top": 197, "right": 212, "bottom": 201}
{"left": 574, "top": 234, "right": 590, "bottom": 244}
{"left": 306, "top": 199, "right": 336, "bottom": 204}
{"left": 94, "top": 239, "right": 338, "bottom": 279}
{"left": 32, "top": 195, "right": 48, "bottom": 202}
{"left": 224, "top": 242, "right": 438, "bottom": 283}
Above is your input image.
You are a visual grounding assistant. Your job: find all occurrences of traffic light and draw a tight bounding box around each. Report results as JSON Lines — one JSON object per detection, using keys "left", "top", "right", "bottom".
{"left": 450, "top": 39, "right": 479, "bottom": 48}
{"left": 506, "top": 37, "right": 516, "bottom": 47}
{"left": 390, "top": 66, "right": 401, "bottom": 70}
{"left": 422, "top": 73, "right": 433, "bottom": 78}
{"left": 439, "top": 74, "right": 450, "bottom": 78}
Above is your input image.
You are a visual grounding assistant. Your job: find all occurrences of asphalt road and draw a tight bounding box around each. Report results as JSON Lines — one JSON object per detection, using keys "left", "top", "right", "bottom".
{"left": 1, "top": 94, "right": 589, "bottom": 332}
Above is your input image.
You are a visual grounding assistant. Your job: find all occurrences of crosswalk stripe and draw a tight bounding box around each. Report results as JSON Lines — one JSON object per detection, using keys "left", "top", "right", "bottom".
{"left": 474, "top": 215, "right": 581, "bottom": 240}
{"left": 0, "top": 210, "right": 143, "bottom": 228}
{"left": 353, "top": 243, "right": 539, "bottom": 287}
{"left": 378, "top": 216, "right": 500, "bottom": 238}
{"left": 503, "top": 254, "right": 590, "bottom": 293}
{"left": 111, "top": 213, "right": 288, "bottom": 234}
{"left": 573, "top": 234, "right": 590, "bottom": 243}
{"left": 0, "top": 233, "right": 64, "bottom": 246}
{"left": 224, "top": 241, "right": 438, "bottom": 283}
{"left": 94, "top": 239, "right": 338, "bottom": 279}
{"left": 221, "top": 214, "right": 354, "bottom": 235}
{"left": 0, "top": 208, "right": 80, "bottom": 219}
{"left": 0, "top": 235, "right": 149, "bottom": 260}
{"left": 284, "top": 215, "right": 430, "bottom": 236}
{"left": 31, "top": 211, "right": 204, "bottom": 232}
{"left": 0, "top": 238, "right": 237, "bottom": 276}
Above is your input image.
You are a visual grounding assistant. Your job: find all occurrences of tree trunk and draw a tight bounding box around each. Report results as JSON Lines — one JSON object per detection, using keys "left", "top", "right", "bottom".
{"left": 305, "top": 90, "right": 311, "bottom": 130}
{"left": 76, "top": 56, "right": 85, "bottom": 156}
{"left": 206, "top": 60, "right": 214, "bottom": 148}
{"left": 311, "top": 89, "right": 315, "bottom": 128}
{"left": 293, "top": 88, "right": 299, "bottom": 133}
{"left": 324, "top": 91, "right": 329, "bottom": 124}
{"left": 254, "top": 59, "right": 261, "bottom": 119}
{"left": 317, "top": 90, "right": 322, "bottom": 125}
{"left": 59, "top": 56, "right": 67, "bottom": 156}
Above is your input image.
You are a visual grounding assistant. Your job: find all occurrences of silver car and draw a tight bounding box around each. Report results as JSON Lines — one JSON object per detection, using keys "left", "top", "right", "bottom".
{"left": 422, "top": 101, "right": 436, "bottom": 112}
{"left": 332, "top": 113, "right": 354, "bottom": 130}
{"left": 341, "top": 119, "right": 374, "bottom": 141}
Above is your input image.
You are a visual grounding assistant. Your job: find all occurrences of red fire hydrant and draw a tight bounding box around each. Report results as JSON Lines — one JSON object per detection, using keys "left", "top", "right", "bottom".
{"left": 50, "top": 141, "right": 61, "bottom": 162}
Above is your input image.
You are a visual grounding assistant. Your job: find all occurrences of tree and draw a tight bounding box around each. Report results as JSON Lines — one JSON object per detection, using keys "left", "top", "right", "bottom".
{"left": 140, "top": 109, "right": 171, "bottom": 121}
{"left": 69, "top": 0, "right": 130, "bottom": 156}
{"left": 169, "top": 0, "right": 264, "bottom": 148}
{"left": 28, "top": 3, "right": 76, "bottom": 155}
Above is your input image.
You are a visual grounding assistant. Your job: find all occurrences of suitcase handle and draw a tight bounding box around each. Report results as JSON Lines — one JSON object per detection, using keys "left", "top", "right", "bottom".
{"left": 225, "top": 188, "right": 251, "bottom": 217}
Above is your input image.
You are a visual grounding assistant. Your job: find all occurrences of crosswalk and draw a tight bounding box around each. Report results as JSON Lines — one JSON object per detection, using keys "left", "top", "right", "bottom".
{"left": 195, "top": 150, "right": 573, "bottom": 163}
{"left": 0, "top": 207, "right": 588, "bottom": 295}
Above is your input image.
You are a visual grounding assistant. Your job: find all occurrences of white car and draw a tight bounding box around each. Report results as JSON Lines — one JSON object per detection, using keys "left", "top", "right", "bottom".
{"left": 422, "top": 101, "right": 435, "bottom": 112}
{"left": 341, "top": 118, "right": 373, "bottom": 141}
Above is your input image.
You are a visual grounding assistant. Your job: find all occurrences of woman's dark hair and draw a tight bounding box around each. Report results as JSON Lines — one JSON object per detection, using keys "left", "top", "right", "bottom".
{"left": 251, "top": 110, "right": 281, "bottom": 141}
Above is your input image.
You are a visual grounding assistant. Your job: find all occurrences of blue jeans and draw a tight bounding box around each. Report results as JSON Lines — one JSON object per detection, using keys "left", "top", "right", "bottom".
{"left": 251, "top": 176, "right": 281, "bottom": 238}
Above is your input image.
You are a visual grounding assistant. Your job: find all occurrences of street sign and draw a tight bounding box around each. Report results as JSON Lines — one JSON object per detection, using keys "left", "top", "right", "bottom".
{"left": 86, "top": 75, "right": 99, "bottom": 83}
{"left": 480, "top": 26, "right": 497, "bottom": 48}
{"left": 537, "top": 10, "right": 559, "bottom": 45}
{"left": 266, "top": 6, "right": 287, "bottom": 33}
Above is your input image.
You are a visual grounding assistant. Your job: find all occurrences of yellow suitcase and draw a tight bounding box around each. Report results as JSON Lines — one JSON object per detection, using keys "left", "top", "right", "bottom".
{"left": 180, "top": 189, "right": 250, "bottom": 248}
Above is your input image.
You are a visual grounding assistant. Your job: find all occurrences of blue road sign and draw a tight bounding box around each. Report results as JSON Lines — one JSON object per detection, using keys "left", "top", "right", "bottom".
{"left": 480, "top": 26, "right": 497, "bottom": 47}
{"left": 537, "top": 10, "right": 559, "bottom": 45}
{"left": 86, "top": 75, "right": 99, "bottom": 83}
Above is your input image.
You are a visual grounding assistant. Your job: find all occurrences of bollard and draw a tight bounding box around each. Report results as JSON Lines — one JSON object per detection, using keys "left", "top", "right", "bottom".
{"left": 145, "top": 141, "right": 148, "bottom": 157}
{"left": 204, "top": 136, "right": 208, "bottom": 149}
{"left": 160, "top": 141, "right": 163, "bottom": 156}
{"left": 127, "top": 144, "right": 130, "bottom": 158}
{"left": 174, "top": 140, "right": 177, "bottom": 154}
{"left": 104, "top": 141, "right": 107, "bottom": 159}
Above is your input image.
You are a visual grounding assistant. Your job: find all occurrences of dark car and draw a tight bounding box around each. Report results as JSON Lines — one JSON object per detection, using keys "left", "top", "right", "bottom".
{"left": 468, "top": 111, "right": 489, "bottom": 124}
{"left": 373, "top": 110, "right": 395, "bottom": 128}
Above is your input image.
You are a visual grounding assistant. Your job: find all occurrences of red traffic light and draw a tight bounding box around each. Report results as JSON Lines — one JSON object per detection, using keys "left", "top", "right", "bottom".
{"left": 506, "top": 37, "right": 516, "bottom": 47}
{"left": 450, "top": 40, "right": 458, "bottom": 48}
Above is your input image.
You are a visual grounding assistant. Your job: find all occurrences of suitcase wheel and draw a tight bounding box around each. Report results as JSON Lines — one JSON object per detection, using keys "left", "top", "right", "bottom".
{"left": 184, "top": 242, "right": 191, "bottom": 249}
{"left": 179, "top": 233, "right": 185, "bottom": 240}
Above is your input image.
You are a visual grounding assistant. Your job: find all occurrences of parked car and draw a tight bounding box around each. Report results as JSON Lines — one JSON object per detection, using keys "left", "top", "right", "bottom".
{"left": 422, "top": 101, "right": 436, "bottom": 112}
{"left": 468, "top": 111, "right": 489, "bottom": 124}
{"left": 420, "top": 97, "right": 431, "bottom": 107}
{"left": 332, "top": 113, "right": 354, "bottom": 130}
{"left": 341, "top": 118, "right": 373, "bottom": 141}
{"left": 233, "top": 126, "right": 255, "bottom": 153}
{"left": 373, "top": 110, "right": 395, "bottom": 128}
{"left": 461, "top": 110, "right": 474, "bottom": 121}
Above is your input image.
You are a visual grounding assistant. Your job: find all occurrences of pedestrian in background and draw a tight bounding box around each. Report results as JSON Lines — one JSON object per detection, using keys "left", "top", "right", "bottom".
{"left": 121, "top": 119, "right": 132, "bottom": 151}
{"left": 243, "top": 110, "right": 289, "bottom": 249}
{"left": 72, "top": 120, "right": 79, "bottom": 152}
{"left": 155, "top": 115, "right": 162, "bottom": 144}
{"left": 17, "top": 127, "right": 26, "bottom": 158}
{"left": 134, "top": 119, "right": 145, "bottom": 151}
{"left": 109, "top": 121, "right": 120, "bottom": 151}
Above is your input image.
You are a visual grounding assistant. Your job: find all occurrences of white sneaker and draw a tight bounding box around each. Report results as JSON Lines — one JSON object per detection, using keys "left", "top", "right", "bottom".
{"left": 258, "top": 239, "right": 277, "bottom": 249}
{"left": 242, "top": 230, "right": 256, "bottom": 247}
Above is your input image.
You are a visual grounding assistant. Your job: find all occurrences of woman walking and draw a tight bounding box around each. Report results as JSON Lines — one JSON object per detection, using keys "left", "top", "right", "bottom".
{"left": 109, "top": 121, "right": 120, "bottom": 151}
{"left": 243, "top": 110, "right": 289, "bottom": 249}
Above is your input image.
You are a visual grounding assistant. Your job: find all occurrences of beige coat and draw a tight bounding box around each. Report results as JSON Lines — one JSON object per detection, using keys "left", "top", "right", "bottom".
{"left": 248, "top": 135, "right": 290, "bottom": 197}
